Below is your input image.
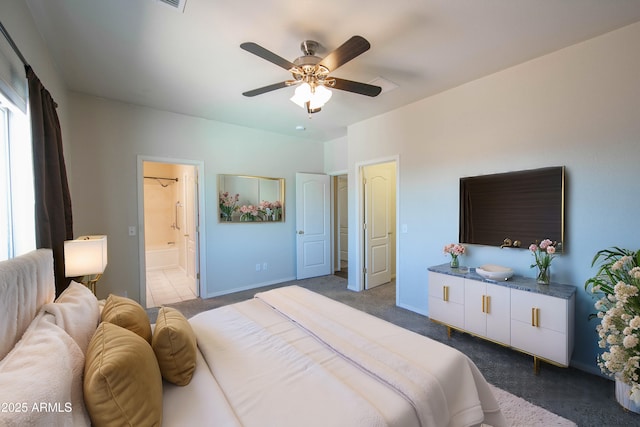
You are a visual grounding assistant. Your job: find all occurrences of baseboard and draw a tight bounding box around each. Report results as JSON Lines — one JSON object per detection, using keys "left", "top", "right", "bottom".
{"left": 570, "top": 359, "right": 610, "bottom": 378}
{"left": 204, "top": 276, "right": 297, "bottom": 299}
{"left": 397, "top": 301, "right": 428, "bottom": 317}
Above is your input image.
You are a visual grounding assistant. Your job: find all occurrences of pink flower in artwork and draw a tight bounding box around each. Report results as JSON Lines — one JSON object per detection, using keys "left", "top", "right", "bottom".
{"left": 259, "top": 200, "right": 273, "bottom": 210}
{"left": 219, "top": 192, "right": 240, "bottom": 218}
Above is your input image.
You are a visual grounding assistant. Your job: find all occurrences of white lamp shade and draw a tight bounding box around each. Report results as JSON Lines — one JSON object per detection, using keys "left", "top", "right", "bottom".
{"left": 290, "top": 83, "right": 332, "bottom": 110}
{"left": 309, "top": 85, "right": 332, "bottom": 109}
{"left": 64, "top": 235, "right": 108, "bottom": 277}
{"left": 290, "top": 83, "right": 312, "bottom": 108}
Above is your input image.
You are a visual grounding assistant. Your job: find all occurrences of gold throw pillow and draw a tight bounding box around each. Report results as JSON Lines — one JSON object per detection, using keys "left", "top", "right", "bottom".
{"left": 84, "top": 322, "right": 162, "bottom": 426}
{"left": 152, "top": 307, "right": 197, "bottom": 386}
{"left": 101, "top": 294, "right": 152, "bottom": 343}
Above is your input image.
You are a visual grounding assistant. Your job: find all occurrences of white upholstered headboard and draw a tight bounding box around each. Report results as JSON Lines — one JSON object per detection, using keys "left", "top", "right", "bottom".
{"left": 0, "top": 249, "right": 56, "bottom": 360}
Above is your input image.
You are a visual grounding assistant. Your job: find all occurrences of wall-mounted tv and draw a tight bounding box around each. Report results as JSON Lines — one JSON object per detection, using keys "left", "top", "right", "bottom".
{"left": 459, "top": 166, "right": 565, "bottom": 249}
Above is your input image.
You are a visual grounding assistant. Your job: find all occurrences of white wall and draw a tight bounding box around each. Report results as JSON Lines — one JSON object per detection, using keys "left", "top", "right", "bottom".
{"left": 323, "top": 136, "right": 348, "bottom": 174}
{"left": 68, "top": 93, "right": 324, "bottom": 301}
{"left": 345, "top": 22, "right": 640, "bottom": 375}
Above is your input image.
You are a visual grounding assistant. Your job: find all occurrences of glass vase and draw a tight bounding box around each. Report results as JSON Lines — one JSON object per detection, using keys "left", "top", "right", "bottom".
{"left": 536, "top": 266, "right": 550, "bottom": 284}
{"left": 450, "top": 255, "right": 459, "bottom": 269}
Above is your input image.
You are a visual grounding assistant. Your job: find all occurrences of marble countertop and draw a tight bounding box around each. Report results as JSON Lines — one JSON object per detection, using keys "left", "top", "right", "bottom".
{"left": 428, "top": 263, "right": 576, "bottom": 300}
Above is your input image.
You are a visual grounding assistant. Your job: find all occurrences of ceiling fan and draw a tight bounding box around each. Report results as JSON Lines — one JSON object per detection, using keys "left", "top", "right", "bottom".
{"left": 240, "top": 36, "right": 382, "bottom": 114}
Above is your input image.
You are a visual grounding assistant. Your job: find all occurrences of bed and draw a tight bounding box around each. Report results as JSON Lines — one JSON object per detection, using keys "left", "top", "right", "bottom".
{"left": 0, "top": 249, "right": 506, "bottom": 426}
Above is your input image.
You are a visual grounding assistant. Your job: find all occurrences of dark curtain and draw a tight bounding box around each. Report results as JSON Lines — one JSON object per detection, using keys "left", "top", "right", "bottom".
{"left": 26, "top": 65, "right": 73, "bottom": 296}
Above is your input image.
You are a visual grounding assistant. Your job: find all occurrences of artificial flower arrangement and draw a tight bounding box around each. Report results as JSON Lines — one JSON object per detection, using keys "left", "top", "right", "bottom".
{"left": 529, "top": 239, "right": 558, "bottom": 284}
{"left": 219, "top": 191, "right": 239, "bottom": 221}
{"left": 443, "top": 243, "right": 466, "bottom": 268}
{"left": 585, "top": 247, "right": 640, "bottom": 405}
{"left": 259, "top": 200, "right": 282, "bottom": 221}
{"left": 239, "top": 204, "right": 261, "bottom": 221}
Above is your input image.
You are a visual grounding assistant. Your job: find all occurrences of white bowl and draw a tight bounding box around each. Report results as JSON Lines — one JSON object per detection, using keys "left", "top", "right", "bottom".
{"left": 475, "top": 264, "right": 514, "bottom": 281}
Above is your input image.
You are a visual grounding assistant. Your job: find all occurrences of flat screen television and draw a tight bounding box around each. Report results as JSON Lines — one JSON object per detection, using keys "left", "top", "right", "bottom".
{"left": 459, "top": 166, "right": 565, "bottom": 250}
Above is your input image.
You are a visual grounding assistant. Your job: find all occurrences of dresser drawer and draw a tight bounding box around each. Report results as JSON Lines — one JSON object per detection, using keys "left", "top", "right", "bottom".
{"left": 510, "top": 289, "right": 567, "bottom": 334}
{"left": 511, "top": 319, "right": 569, "bottom": 366}
{"left": 428, "top": 272, "right": 464, "bottom": 305}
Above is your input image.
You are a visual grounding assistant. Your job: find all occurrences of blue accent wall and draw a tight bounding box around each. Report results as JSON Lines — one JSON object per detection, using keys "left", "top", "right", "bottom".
{"left": 346, "top": 22, "right": 640, "bottom": 375}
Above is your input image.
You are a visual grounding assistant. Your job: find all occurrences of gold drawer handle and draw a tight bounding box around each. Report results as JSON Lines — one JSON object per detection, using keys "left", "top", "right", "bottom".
{"left": 443, "top": 285, "right": 449, "bottom": 302}
{"left": 531, "top": 307, "right": 540, "bottom": 327}
{"left": 484, "top": 295, "right": 490, "bottom": 314}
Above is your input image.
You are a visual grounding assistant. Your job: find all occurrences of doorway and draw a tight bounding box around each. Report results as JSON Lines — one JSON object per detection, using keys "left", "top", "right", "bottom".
{"left": 334, "top": 174, "right": 348, "bottom": 279}
{"left": 141, "top": 160, "right": 200, "bottom": 308}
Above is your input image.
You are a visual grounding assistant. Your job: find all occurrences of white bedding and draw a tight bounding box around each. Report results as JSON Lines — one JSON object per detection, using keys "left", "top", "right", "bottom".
{"left": 163, "top": 286, "right": 506, "bottom": 427}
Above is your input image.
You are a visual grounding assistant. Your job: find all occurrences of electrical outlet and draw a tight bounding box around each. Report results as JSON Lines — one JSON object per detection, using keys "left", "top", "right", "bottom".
{"left": 263, "top": 262, "right": 268, "bottom": 271}
{"left": 255, "top": 263, "right": 261, "bottom": 272}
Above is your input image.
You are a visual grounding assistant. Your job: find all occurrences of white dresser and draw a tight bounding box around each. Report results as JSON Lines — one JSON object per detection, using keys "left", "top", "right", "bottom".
{"left": 428, "top": 264, "right": 575, "bottom": 372}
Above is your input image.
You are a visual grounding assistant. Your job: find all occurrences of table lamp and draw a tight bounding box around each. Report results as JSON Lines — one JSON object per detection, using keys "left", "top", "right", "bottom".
{"left": 64, "top": 235, "right": 108, "bottom": 294}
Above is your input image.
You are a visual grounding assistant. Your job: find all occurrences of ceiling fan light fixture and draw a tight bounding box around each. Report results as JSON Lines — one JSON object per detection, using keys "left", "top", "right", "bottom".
{"left": 290, "top": 82, "right": 332, "bottom": 111}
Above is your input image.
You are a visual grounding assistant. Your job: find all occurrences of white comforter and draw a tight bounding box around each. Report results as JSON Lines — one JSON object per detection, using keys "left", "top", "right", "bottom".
{"left": 162, "top": 286, "right": 506, "bottom": 427}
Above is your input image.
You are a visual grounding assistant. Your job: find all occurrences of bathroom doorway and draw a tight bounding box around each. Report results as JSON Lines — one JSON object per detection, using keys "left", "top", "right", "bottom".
{"left": 142, "top": 160, "right": 200, "bottom": 308}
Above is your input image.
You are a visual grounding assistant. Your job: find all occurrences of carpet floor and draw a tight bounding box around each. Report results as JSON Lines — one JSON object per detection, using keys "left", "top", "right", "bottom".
{"left": 147, "top": 275, "right": 640, "bottom": 427}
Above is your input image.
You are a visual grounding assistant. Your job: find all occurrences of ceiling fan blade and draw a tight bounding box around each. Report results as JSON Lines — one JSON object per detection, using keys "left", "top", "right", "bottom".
{"left": 317, "top": 36, "right": 371, "bottom": 72}
{"left": 242, "top": 81, "right": 290, "bottom": 97}
{"left": 331, "top": 78, "right": 382, "bottom": 97}
{"left": 240, "top": 42, "right": 297, "bottom": 71}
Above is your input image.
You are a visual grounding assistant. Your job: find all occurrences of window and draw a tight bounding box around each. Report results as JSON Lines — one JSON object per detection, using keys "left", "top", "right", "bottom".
{"left": 0, "top": 90, "right": 34, "bottom": 261}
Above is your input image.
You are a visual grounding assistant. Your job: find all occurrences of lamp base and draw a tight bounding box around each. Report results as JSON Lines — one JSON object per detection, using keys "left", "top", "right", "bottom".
{"left": 74, "top": 274, "right": 101, "bottom": 295}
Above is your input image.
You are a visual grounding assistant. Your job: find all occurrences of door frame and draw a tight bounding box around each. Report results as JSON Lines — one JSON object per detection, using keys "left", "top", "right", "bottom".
{"left": 328, "top": 171, "right": 349, "bottom": 274}
{"left": 328, "top": 170, "right": 348, "bottom": 275}
{"left": 136, "top": 155, "right": 206, "bottom": 308}
{"left": 351, "top": 156, "right": 399, "bottom": 301}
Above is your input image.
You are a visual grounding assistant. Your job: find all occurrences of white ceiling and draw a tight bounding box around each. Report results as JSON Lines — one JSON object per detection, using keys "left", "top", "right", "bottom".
{"left": 25, "top": 0, "right": 640, "bottom": 142}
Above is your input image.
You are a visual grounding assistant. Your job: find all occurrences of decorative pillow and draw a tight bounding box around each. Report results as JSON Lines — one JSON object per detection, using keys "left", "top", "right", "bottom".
{"left": 0, "top": 311, "right": 90, "bottom": 426}
{"left": 152, "top": 307, "right": 197, "bottom": 386}
{"left": 42, "top": 281, "right": 100, "bottom": 354}
{"left": 84, "top": 322, "right": 163, "bottom": 426}
{"left": 101, "top": 294, "right": 152, "bottom": 343}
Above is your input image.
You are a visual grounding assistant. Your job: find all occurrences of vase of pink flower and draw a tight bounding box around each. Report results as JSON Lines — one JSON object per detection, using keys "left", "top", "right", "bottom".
{"left": 219, "top": 191, "right": 239, "bottom": 221}
{"left": 239, "top": 204, "right": 261, "bottom": 221}
{"left": 444, "top": 243, "right": 466, "bottom": 268}
{"left": 529, "top": 239, "right": 557, "bottom": 284}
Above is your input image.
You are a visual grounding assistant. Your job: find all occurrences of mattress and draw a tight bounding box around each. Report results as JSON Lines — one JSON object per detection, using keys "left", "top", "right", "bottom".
{"left": 162, "top": 286, "right": 506, "bottom": 427}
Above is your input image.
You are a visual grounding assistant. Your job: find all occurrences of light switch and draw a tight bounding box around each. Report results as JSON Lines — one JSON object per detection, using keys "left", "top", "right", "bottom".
{"left": 128, "top": 226, "right": 136, "bottom": 236}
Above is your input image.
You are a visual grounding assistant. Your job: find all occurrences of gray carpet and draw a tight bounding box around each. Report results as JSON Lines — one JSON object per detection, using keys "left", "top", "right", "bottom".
{"left": 147, "top": 275, "right": 640, "bottom": 426}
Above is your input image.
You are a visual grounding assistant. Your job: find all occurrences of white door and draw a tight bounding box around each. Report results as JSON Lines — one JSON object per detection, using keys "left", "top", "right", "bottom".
{"left": 296, "top": 173, "right": 331, "bottom": 279}
{"left": 364, "top": 163, "right": 392, "bottom": 289}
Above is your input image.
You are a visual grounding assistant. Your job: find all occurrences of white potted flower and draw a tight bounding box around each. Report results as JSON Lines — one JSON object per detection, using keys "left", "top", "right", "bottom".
{"left": 585, "top": 247, "right": 640, "bottom": 413}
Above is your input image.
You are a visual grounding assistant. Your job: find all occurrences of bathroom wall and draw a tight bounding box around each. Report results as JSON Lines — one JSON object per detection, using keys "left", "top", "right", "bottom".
{"left": 143, "top": 162, "right": 180, "bottom": 248}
